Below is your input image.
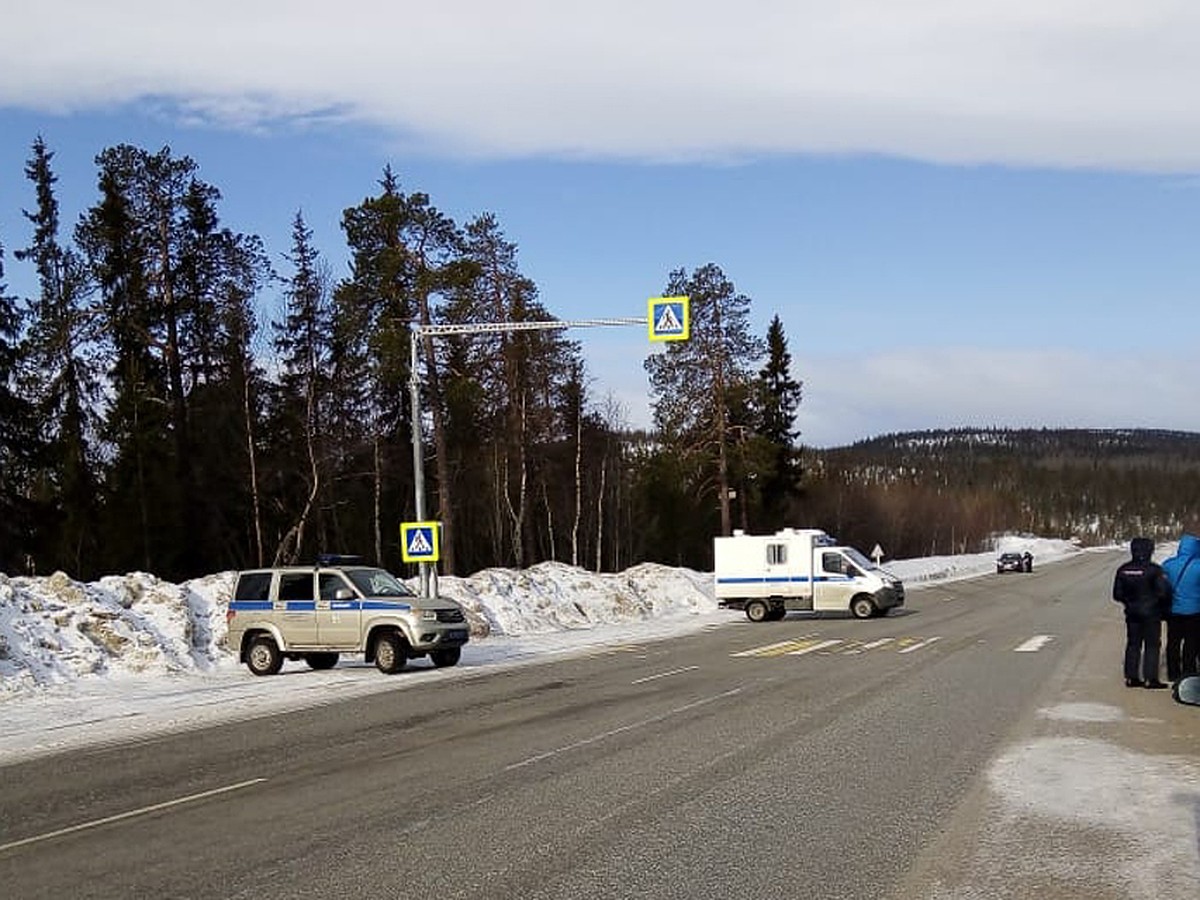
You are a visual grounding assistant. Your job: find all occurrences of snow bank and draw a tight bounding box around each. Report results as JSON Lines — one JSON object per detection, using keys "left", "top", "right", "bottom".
{"left": 0, "top": 536, "right": 1090, "bottom": 698}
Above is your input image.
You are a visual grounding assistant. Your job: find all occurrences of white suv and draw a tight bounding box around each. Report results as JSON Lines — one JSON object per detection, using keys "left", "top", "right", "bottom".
{"left": 227, "top": 563, "right": 469, "bottom": 675}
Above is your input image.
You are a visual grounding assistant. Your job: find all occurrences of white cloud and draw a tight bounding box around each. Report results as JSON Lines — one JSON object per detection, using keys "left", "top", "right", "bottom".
{"left": 5, "top": 2, "right": 1200, "bottom": 169}
{"left": 796, "top": 347, "right": 1199, "bottom": 446}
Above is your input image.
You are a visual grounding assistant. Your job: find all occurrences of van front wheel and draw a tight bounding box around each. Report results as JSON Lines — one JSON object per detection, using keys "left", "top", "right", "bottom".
{"left": 850, "top": 595, "right": 876, "bottom": 620}
{"left": 746, "top": 600, "right": 770, "bottom": 623}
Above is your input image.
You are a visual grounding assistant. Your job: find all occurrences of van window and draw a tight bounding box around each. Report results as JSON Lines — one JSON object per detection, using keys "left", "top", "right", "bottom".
{"left": 822, "top": 552, "right": 844, "bottom": 574}
{"left": 234, "top": 572, "right": 272, "bottom": 602}
{"left": 766, "top": 543, "right": 787, "bottom": 566}
{"left": 278, "top": 573, "right": 314, "bottom": 602}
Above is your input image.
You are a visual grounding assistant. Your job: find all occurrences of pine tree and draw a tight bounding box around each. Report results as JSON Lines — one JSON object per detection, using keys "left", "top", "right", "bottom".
{"left": 644, "top": 264, "right": 764, "bottom": 540}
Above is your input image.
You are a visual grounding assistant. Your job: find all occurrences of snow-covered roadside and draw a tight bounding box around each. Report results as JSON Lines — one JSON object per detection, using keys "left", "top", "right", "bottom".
{"left": 0, "top": 536, "right": 1088, "bottom": 765}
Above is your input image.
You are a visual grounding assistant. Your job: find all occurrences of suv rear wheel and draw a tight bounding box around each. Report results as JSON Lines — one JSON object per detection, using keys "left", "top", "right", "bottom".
{"left": 247, "top": 635, "right": 283, "bottom": 676}
{"left": 374, "top": 631, "right": 408, "bottom": 674}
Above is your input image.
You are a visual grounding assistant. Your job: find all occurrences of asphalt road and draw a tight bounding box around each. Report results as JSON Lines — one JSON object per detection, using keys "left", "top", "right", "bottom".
{"left": 3, "top": 549, "right": 1198, "bottom": 899}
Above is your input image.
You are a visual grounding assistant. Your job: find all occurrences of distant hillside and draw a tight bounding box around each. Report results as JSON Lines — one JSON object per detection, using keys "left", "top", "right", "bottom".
{"left": 798, "top": 428, "right": 1200, "bottom": 557}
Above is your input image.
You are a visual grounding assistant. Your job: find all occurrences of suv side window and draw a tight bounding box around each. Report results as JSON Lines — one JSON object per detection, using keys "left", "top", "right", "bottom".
{"left": 278, "top": 572, "right": 314, "bottom": 602}
{"left": 235, "top": 572, "right": 272, "bottom": 602}
{"left": 319, "top": 573, "right": 352, "bottom": 601}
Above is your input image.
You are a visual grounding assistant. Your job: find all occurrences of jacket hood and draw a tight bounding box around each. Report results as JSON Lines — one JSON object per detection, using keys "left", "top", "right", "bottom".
{"left": 1130, "top": 537, "right": 1154, "bottom": 562}
{"left": 1178, "top": 534, "right": 1200, "bottom": 559}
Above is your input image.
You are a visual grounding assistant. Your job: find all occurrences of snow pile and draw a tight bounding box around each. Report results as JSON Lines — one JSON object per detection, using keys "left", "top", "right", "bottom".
{"left": 0, "top": 536, "right": 1092, "bottom": 697}
{"left": 0, "top": 571, "right": 232, "bottom": 693}
{"left": 439, "top": 561, "right": 715, "bottom": 637}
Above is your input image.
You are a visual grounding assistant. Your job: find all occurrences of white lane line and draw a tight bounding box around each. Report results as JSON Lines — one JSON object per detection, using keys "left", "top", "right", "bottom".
{"left": 898, "top": 637, "right": 942, "bottom": 654}
{"left": 631, "top": 666, "right": 699, "bottom": 685}
{"left": 0, "top": 778, "right": 268, "bottom": 854}
{"left": 787, "top": 639, "right": 843, "bottom": 656}
{"left": 1014, "top": 635, "right": 1055, "bottom": 653}
{"left": 505, "top": 687, "right": 743, "bottom": 770}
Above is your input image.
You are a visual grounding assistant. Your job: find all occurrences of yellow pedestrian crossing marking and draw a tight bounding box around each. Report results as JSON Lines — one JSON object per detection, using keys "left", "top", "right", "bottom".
{"left": 732, "top": 635, "right": 941, "bottom": 659}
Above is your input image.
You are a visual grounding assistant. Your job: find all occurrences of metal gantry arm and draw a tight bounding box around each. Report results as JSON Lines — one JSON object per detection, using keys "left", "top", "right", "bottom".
{"left": 407, "top": 316, "right": 648, "bottom": 598}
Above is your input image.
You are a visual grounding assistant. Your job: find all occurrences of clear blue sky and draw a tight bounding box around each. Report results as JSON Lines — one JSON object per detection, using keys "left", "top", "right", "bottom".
{"left": 3, "top": 3, "right": 1199, "bottom": 447}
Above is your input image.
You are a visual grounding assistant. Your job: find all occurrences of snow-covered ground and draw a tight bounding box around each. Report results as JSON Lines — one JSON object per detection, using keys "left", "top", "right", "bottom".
{"left": 0, "top": 536, "right": 1086, "bottom": 764}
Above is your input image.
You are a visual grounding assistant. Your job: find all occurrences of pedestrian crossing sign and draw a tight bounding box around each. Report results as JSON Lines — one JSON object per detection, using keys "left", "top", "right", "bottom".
{"left": 400, "top": 521, "right": 440, "bottom": 563}
{"left": 648, "top": 296, "right": 690, "bottom": 342}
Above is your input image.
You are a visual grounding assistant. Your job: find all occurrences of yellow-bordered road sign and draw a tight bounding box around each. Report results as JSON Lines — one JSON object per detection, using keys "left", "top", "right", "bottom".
{"left": 401, "top": 521, "right": 440, "bottom": 563}
{"left": 648, "top": 296, "right": 690, "bottom": 342}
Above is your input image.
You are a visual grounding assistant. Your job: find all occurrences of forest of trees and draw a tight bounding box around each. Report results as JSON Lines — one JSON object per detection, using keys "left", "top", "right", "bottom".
{"left": 806, "top": 428, "right": 1200, "bottom": 559}
{"left": 3, "top": 138, "right": 1195, "bottom": 584}
{"left": 0, "top": 138, "right": 805, "bottom": 581}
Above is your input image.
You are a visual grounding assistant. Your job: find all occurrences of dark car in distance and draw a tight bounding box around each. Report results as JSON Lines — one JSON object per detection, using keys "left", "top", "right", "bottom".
{"left": 997, "top": 552, "right": 1030, "bottom": 574}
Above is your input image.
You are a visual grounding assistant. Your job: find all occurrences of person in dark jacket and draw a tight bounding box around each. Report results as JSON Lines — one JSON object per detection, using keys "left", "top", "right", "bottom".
{"left": 1112, "top": 537, "right": 1172, "bottom": 688}
{"left": 1163, "top": 534, "right": 1200, "bottom": 681}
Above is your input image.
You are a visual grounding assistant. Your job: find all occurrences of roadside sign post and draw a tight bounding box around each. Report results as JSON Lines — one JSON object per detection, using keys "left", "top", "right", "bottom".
{"left": 872, "top": 544, "right": 884, "bottom": 566}
{"left": 407, "top": 298, "right": 690, "bottom": 598}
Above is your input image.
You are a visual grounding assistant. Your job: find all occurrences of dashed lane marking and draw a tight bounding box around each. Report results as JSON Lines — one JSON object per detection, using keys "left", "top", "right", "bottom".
{"left": 1014, "top": 635, "right": 1055, "bottom": 652}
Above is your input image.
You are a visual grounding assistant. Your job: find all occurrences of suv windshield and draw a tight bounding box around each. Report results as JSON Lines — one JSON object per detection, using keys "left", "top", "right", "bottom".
{"left": 345, "top": 568, "right": 416, "bottom": 598}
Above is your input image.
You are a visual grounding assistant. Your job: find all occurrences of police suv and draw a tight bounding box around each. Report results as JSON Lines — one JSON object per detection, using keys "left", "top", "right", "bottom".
{"left": 226, "top": 559, "right": 469, "bottom": 675}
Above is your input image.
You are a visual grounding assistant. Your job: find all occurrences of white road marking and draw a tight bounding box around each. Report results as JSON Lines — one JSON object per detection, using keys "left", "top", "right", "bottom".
{"left": 505, "top": 687, "right": 743, "bottom": 770}
{"left": 787, "top": 639, "right": 843, "bottom": 656}
{"left": 0, "top": 778, "right": 268, "bottom": 854}
{"left": 898, "top": 637, "right": 942, "bottom": 654}
{"left": 859, "top": 637, "right": 896, "bottom": 651}
{"left": 1014, "top": 635, "right": 1055, "bottom": 653}
{"left": 631, "top": 666, "right": 699, "bottom": 685}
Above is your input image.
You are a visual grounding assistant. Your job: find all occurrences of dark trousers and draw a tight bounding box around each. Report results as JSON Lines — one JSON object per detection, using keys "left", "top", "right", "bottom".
{"left": 1125, "top": 616, "right": 1162, "bottom": 682}
{"left": 1166, "top": 613, "right": 1200, "bottom": 680}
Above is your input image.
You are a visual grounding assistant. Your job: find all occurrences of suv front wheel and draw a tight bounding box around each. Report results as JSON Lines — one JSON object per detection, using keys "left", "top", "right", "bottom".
{"left": 374, "top": 631, "right": 408, "bottom": 674}
{"left": 247, "top": 635, "right": 283, "bottom": 676}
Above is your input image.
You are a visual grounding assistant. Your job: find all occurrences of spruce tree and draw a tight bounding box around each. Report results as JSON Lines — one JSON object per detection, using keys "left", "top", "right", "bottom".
{"left": 757, "top": 314, "right": 803, "bottom": 525}
{"left": 0, "top": 235, "right": 38, "bottom": 573}
{"left": 15, "top": 136, "right": 102, "bottom": 576}
{"left": 268, "top": 211, "right": 332, "bottom": 564}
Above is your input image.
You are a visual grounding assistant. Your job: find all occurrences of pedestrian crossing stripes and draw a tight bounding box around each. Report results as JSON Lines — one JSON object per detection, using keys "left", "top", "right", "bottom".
{"left": 732, "top": 634, "right": 940, "bottom": 658}
{"left": 732, "top": 633, "right": 1056, "bottom": 659}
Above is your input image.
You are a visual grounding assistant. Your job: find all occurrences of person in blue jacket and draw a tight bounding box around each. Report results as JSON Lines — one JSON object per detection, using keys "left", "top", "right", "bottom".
{"left": 1162, "top": 534, "right": 1200, "bottom": 681}
{"left": 1112, "top": 537, "right": 1172, "bottom": 688}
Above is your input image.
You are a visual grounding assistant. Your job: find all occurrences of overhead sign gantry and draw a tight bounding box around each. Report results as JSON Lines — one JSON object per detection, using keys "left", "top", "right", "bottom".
{"left": 407, "top": 298, "right": 690, "bottom": 598}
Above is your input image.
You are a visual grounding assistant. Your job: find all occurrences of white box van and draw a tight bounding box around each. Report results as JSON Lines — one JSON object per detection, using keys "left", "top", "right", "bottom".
{"left": 714, "top": 528, "right": 905, "bottom": 621}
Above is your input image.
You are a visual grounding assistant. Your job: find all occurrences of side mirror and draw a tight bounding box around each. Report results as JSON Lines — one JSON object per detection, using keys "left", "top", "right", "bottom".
{"left": 1174, "top": 676, "right": 1200, "bottom": 706}
{"left": 334, "top": 587, "right": 354, "bottom": 600}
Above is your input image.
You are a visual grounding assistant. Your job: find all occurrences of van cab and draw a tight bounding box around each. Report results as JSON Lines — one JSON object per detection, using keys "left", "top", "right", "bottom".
{"left": 227, "top": 562, "right": 469, "bottom": 675}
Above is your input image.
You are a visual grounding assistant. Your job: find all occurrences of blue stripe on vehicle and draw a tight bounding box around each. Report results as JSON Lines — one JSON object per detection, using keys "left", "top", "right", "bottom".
{"left": 331, "top": 601, "right": 358, "bottom": 610}
{"left": 362, "top": 601, "right": 412, "bottom": 610}
{"left": 229, "top": 600, "right": 273, "bottom": 610}
{"left": 285, "top": 600, "right": 316, "bottom": 611}
{"left": 715, "top": 575, "right": 853, "bottom": 585}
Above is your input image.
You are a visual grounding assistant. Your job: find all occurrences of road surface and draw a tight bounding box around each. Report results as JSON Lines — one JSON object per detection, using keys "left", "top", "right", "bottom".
{"left": 2, "top": 549, "right": 1198, "bottom": 898}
